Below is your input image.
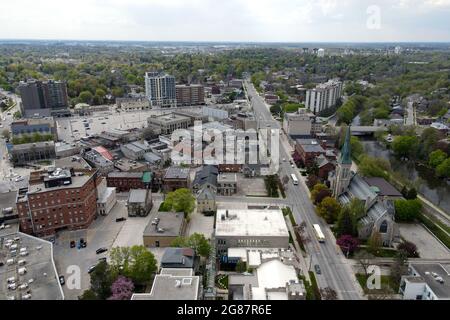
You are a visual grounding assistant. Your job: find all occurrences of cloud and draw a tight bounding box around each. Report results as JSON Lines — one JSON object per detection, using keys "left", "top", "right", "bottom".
{"left": 0, "top": 0, "right": 449, "bottom": 42}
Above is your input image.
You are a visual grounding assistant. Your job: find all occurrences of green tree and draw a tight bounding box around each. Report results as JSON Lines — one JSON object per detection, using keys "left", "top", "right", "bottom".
{"left": 171, "top": 233, "right": 211, "bottom": 258}
{"left": 316, "top": 197, "right": 341, "bottom": 224}
{"left": 89, "top": 260, "right": 115, "bottom": 300}
{"left": 2, "top": 129, "right": 10, "bottom": 140}
{"left": 347, "top": 198, "right": 366, "bottom": 220}
{"left": 390, "top": 250, "right": 409, "bottom": 287}
{"left": 358, "top": 155, "right": 391, "bottom": 179}
{"left": 310, "top": 184, "right": 329, "bottom": 203}
{"left": 79, "top": 90, "right": 93, "bottom": 104}
{"left": 13, "top": 111, "right": 21, "bottom": 119}
{"left": 336, "top": 207, "right": 357, "bottom": 237}
{"left": 394, "top": 199, "right": 422, "bottom": 222}
{"left": 436, "top": 158, "right": 450, "bottom": 178}
{"left": 78, "top": 289, "right": 99, "bottom": 300}
{"left": 429, "top": 150, "right": 447, "bottom": 168}
{"left": 164, "top": 188, "right": 195, "bottom": 217}
{"left": 110, "top": 246, "right": 157, "bottom": 286}
{"left": 392, "top": 136, "right": 418, "bottom": 159}
{"left": 236, "top": 260, "right": 247, "bottom": 273}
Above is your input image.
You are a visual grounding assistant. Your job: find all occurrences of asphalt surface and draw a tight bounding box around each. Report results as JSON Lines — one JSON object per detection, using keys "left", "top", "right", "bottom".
{"left": 245, "top": 80, "right": 363, "bottom": 300}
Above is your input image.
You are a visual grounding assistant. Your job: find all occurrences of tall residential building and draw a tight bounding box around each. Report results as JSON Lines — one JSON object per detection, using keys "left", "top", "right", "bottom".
{"left": 145, "top": 72, "right": 176, "bottom": 108}
{"left": 18, "top": 79, "right": 69, "bottom": 117}
{"left": 305, "top": 79, "right": 343, "bottom": 114}
{"left": 176, "top": 84, "right": 205, "bottom": 106}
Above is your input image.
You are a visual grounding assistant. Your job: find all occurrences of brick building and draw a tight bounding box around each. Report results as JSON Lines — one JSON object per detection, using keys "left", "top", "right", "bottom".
{"left": 295, "top": 139, "right": 326, "bottom": 167}
{"left": 163, "top": 167, "right": 190, "bottom": 192}
{"left": 107, "top": 172, "right": 152, "bottom": 192}
{"left": 16, "top": 168, "right": 100, "bottom": 238}
{"left": 176, "top": 84, "right": 205, "bottom": 106}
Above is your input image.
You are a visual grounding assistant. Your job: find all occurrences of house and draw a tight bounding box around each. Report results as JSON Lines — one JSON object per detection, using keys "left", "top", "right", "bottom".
{"left": 96, "top": 177, "right": 117, "bottom": 216}
{"left": 316, "top": 154, "right": 335, "bottom": 180}
{"left": 330, "top": 127, "right": 399, "bottom": 246}
{"left": 160, "top": 248, "right": 198, "bottom": 270}
{"left": 196, "top": 187, "right": 217, "bottom": 214}
{"left": 127, "top": 189, "right": 153, "bottom": 217}
{"left": 143, "top": 212, "right": 185, "bottom": 248}
{"left": 163, "top": 166, "right": 190, "bottom": 192}
{"left": 192, "top": 166, "right": 218, "bottom": 193}
{"left": 400, "top": 263, "right": 450, "bottom": 300}
{"left": 131, "top": 269, "right": 202, "bottom": 300}
{"left": 217, "top": 173, "right": 237, "bottom": 196}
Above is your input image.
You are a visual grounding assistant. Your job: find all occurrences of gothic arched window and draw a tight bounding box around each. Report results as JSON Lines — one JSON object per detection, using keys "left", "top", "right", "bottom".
{"left": 379, "top": 220, "right": 388, "bottom": 234}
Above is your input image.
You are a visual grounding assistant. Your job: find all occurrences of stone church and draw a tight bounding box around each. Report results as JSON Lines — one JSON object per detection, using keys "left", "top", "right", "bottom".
{"left": 329, "top": 127, "right": 400, "bottom": 247}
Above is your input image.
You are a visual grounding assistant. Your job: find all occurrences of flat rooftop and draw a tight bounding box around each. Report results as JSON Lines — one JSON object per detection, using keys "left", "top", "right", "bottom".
{"left": 27, "top": 171, "right": 93, "bottom": 195}
{"left": 0, "top": 226, "right": 64, "bottom": 300}
{"left": 215, "top": 209, "right": 289, "bottom": 238}
{"left": 164, "top": 167, "right": 190, "bottom": 180}
{"left": 143, "top": 212, "right": 184, "bottom": 238}
{"left": 131, "top": 268, "right": 200, "bottom": 300}
{"left": 108, "top": 172, "right": 143, "bottom": 179}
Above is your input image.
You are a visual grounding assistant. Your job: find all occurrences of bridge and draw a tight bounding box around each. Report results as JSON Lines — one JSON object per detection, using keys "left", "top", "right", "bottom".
{"left": 337, "top": 126, "right": 389, "bottom": 136}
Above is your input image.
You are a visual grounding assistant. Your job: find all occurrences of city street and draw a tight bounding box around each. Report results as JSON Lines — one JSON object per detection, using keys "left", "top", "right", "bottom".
{"left": 245, "top": 80, "right": 364, "bottom": 300}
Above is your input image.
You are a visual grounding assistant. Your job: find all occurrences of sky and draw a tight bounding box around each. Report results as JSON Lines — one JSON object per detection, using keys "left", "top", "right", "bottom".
{"left": 1, "top": 0, "right": 450, "bottom": 42}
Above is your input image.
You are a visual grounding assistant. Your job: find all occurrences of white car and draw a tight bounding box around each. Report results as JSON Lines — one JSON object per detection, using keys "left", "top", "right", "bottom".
{"left": 15, "top": 177, "right": 24, "bottom": 182}
{"left": 7, "top": 283, "right": 17, "bottom": 290}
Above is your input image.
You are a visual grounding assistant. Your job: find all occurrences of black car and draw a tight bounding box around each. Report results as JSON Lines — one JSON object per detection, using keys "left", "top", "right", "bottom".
{"left": 59, "top": 276, "right": 65, "bottom": 286}
{"left": 80, "top": 238, "right": 87, "bottom": 248}
{"left": 96, "top": 248, "right": 108, "bottom": 255}
{"left": 70, "top": 241, "right": 76, "bottom": 248}
{"left": 116, "top": 217, "right": 127, "bottom": 223}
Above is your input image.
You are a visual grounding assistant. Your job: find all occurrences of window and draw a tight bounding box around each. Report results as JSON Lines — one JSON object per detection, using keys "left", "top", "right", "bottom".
{"left": 379, "top": 220, "right": 388, "bottom": 234}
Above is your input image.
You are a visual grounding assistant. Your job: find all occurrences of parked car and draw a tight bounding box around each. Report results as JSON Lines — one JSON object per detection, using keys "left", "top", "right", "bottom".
{"left": 116, "top": 217, "right": 127, "bottom": 223}
{"left": 88, "top": 265, "right": 97, "bottom": 274}
{"left": 59, "top": 276, "right": 65, "bottom": 286}
{"left": 96, "top": 248, "right": 108, "bottom": 255}
{"left": 99, "top": 257, "right": 107, "bottom": 263}
{"left": 70, "top": 241, "right": 76, "bottom": 248}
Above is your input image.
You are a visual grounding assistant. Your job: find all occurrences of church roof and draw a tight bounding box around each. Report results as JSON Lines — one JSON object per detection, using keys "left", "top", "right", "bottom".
{"left": 339, "top": 126, "right": 352, "bottom": 165}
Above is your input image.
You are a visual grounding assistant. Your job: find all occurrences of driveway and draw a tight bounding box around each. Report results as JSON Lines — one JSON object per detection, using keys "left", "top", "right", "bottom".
{"left": 399, "top": 223, "right": 450, "bottom": 259}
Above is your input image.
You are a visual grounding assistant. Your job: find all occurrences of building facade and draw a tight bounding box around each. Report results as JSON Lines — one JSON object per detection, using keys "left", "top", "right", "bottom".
{"left": 283, "top": 109, "right": 313, "bottom": 137}
{"left": 145, "top": 72, "right": 176, "bottom": 108}
{"left": 10, "top": 141, "right": 56, "bottom": 165}
{"left": 147, "top": 113, "right": 191, "bottom": 135}
{"left": 16, "top": 168, "right": 100, "bottom": 237}
{"left": 305, "top": 79, "right": 343, "bottom": 114}
{"left": 176, "top": 84, "right": 205, "bottom": 106}
{"left": 107, "top": 172, "right": 149, "bottom": 192}
{"left": 128, "top": 189, "right": 153, "bottom": 217}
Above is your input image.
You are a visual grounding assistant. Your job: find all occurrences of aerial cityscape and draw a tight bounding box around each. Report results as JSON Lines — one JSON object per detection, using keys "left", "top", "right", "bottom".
{"left": 0, "top": 0, "right": 450, "bottom": 309}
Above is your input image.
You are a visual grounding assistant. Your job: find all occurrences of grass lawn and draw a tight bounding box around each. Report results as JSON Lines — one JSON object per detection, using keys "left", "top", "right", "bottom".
{"left": 356, "top": 274, "right": 398, "bottom": 294}
{"left": 417, "top": 213, "right": 450, "bottom": 249}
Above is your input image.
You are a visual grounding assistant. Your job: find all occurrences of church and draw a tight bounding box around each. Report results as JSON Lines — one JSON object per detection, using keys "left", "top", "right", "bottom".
{"left": 329, "top": 127, "right": 401, "bottom": 247}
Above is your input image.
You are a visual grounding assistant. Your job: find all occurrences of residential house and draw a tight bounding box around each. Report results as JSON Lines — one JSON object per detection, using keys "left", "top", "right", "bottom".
{"left": 127, "top": 189, "right": 153, "bottom": 217}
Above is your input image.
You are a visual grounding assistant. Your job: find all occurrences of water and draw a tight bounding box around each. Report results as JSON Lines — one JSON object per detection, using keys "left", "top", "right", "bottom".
{"left": 362, "top": 140, "right": 450, "bottom": 214}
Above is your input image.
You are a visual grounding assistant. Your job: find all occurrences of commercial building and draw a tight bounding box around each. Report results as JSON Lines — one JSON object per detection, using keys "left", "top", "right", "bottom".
{"left": 18, "top": 79, "right": 69, "bottom": 117}
{"left": 11, "top": 118, "right": 57, "bottom": 140}
{"left": 16, "top": 168, "right": 100, "bottom": 237}
{"left": 116, "top": 97, "right": 150, "bottom": 111}
{"left": 145, "top": 72, "right": 176, "bottom": 108}
{"left": 10, "top": 141, "right": 56, "bottom": 165}
{"left": 215, "top": 209, "right": 290, "bottom": 256}
{"left": 305, "top": 79, "right": 343, "bottom": 114}
{"left": 107, "top": 172, "right": 151, "bottom": 192}
{"left": 163, "top": 166, "right": 190, "bottom": 192}
{"left": 147, "top": 113, "right": 191, "bottom": 135}
{"left": 0, "top": 227, "right": 64, "bottom": 300}
{"left": 400, "top": 263, "right": 450, "bottom": 300}
{"left": 96, "top": 178, "right": 117, "bottom": 216}
{"left": 176, "top": 84, "right": 205, "bottom": 106}
{"left": 131, "top": 269, "right": 201, "bottom": 300}
{"left": 127, "top": 189, "right": 153, "bottom": 217}
{"left": 295, "top": 139, "right": 326, "bottom": 167}
{"left": 83, "top": 148, "right": 114, "bottom": 175}
{"left": 121, "top": 140, "right": 152, "bottom": 161}
{"left": 143, "top": 212, "right": 185, "bottom": 248}
{"left": 283, "top": 109, "right": 313, "bottom": 137}
{"left": 217, "top": 173, "right": 238, "bottom": 196}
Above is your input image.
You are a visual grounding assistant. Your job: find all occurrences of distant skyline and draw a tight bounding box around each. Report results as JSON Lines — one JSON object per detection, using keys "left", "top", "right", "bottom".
{"left": 1, "top": 0, "right": 450, "bottom": 43}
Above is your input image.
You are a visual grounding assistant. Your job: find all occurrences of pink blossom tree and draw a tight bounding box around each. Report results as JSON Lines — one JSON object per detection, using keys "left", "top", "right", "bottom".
{"left": 108, "top": 276, "right": 134, "bottom": 300}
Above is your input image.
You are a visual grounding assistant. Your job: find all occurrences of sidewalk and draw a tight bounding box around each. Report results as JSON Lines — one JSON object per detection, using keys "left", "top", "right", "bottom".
{"left": 285, "top": 216, "right": 311, "bottom": 282}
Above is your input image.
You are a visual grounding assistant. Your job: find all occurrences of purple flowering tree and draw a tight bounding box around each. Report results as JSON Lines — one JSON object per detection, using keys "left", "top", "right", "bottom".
{"left": 108, "top": 276, "right": 134, "bottom": 300}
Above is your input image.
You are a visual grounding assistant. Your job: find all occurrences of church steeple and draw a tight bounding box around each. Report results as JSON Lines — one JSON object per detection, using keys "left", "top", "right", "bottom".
{"left": 339, "top": 126, "right": 352, "bottom": 165}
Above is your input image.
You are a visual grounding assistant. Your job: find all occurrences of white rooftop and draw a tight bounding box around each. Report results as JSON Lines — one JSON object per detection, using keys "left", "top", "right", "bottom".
{"left": 216, "top": 209, "right": 289, "bottom": 238}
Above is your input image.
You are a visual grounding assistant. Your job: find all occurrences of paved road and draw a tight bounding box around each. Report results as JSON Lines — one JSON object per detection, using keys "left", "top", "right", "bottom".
{"left": 245, "top": 80, "right": 363, "bottom": 300}
{"left": 405, "top": 100, "right": 416, "bottom": 126}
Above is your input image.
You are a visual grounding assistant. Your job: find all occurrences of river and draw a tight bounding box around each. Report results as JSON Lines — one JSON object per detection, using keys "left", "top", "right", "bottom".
{"left": 362, "top": 140, "right": 450, "bottom": 214}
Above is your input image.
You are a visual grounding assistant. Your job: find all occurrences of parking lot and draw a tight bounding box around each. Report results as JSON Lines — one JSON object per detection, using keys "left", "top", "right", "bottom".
{"left": 238, "top": 175, "right": 267, "bottom": 197}
{"left": 399, "top": 223, "right": 450, "bottom": 259}
{"left": 53, "top": 201, "right": 127, "bottom": 300}
{"left": 185, "top": 210, "right": 215, "bottom": 240}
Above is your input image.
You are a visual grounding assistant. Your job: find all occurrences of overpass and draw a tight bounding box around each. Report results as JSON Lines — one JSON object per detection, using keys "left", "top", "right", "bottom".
{"left": 337, "top": 126, "right": 389, "bottom": 136}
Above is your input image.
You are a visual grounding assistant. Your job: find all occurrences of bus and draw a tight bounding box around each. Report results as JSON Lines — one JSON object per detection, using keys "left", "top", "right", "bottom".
{"left": 291, "top": 174, "right": 299, "bottom": 186}
{"left": 313, "top": 224, "right": 326, "bottom": 243}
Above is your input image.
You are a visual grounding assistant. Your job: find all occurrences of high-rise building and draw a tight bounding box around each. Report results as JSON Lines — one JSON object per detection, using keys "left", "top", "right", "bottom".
{"left": 18, "top": 79, "right": 69, "bottom": 117}
{"left": 305, "top": 79, "right": 343, "bottom": 114}
{"left": 145, "top": 72, "right": 176, "bottom": 108}
{"left": 176, "top": 84, "right": 205, "bottom": 106}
